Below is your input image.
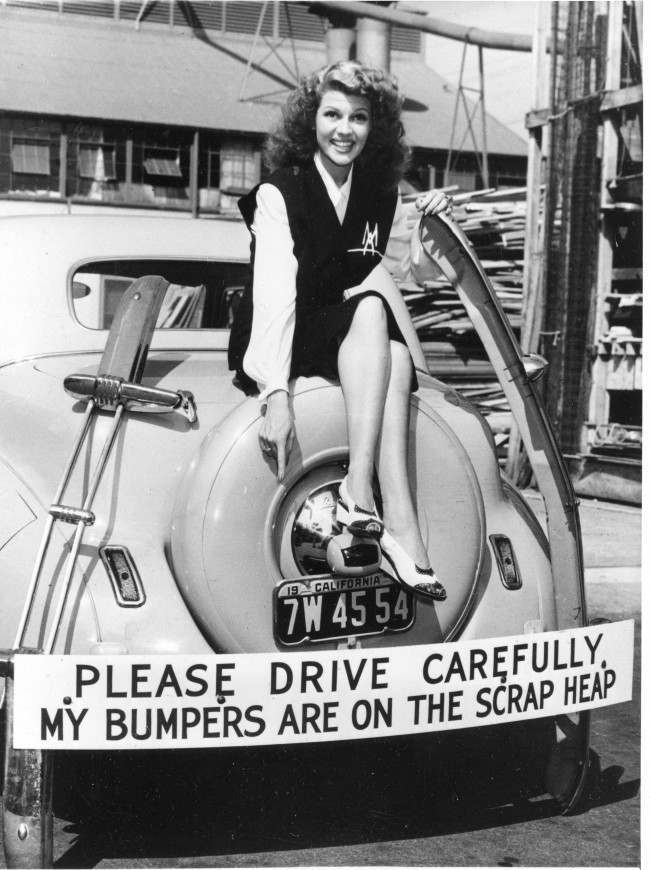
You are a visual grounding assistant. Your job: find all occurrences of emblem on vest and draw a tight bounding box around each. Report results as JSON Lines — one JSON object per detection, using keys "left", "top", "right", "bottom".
{"left": 348, "top": 222, "right": 380, "bottom": 257}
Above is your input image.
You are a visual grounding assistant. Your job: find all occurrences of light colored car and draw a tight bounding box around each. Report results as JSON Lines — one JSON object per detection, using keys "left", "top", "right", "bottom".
{"left": 0, "top": 213, "right": 588, "bottom": 866}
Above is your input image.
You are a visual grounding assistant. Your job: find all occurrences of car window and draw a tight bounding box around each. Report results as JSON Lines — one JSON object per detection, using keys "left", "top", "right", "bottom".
{"left": 72, "top": 259, "right": 249, "bottom": 330}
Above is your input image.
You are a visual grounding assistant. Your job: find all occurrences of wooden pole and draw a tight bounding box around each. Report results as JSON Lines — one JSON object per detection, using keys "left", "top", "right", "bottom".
{"left": 586, "top": 2, "right": 623, "bottom": 440}
{"left": 189, "top": 130, "right": 199, "bottom": 218}
{"left": 478, "top": 46, "right": 489, "bottom": 188}
{"left": 58, "top": 133, "right": 67, "bottom": 200}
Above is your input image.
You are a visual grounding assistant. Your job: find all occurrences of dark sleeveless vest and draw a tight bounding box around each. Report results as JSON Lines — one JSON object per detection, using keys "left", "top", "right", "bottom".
{"left": 228, "top": 161, "right": 398, "bottom": 376}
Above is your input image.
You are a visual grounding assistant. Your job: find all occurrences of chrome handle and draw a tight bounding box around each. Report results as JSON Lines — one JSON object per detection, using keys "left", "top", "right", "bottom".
{"left": 64, "top": 374, "right": 197, "bottom": 423}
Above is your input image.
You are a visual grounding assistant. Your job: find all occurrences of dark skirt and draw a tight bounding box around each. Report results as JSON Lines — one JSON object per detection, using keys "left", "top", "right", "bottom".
{"left": 234, "top": 290, "right": 418, "bottom": 396}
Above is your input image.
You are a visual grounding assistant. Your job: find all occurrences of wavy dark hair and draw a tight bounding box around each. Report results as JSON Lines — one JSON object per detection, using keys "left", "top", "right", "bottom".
{"left": 264, "top": 61, "right": 410, "bottom": 191}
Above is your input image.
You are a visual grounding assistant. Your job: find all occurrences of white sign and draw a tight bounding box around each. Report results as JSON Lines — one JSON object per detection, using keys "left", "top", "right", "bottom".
{"left": 13, "top": 621, "right": 634, "bottom": 749}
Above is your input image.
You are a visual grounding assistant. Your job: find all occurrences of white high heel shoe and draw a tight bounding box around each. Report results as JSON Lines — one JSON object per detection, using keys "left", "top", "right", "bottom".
{"left": 336, "top": 476, "right": 383, "bottom": 539}
{"left": 380, "top": 530, "right": 446, "bottom": 601}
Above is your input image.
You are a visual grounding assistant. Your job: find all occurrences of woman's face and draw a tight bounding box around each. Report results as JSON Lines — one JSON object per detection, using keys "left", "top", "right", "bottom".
{"left": 315, "top": 88, "right": 371, "bottom": 181}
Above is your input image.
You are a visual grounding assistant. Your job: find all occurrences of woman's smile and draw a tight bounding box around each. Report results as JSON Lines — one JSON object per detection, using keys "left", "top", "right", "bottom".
{"left": 315, "top": 89, "right": 371, "bottom": 184}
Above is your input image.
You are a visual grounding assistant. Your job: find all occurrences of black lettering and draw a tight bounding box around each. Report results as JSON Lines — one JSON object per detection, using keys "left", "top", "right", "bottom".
{"left": 371, "top": 657, "right": 389, "bottom": 689}
{"left": 223, "top": 706, "right": 243, "bottom": 738}
{"left": 215, "top": 663, "right": 235, "bottom": 697}
{"left": 181, "top": 707, "right": 201, "bottom": 737}
{"left": 301, "top": 661, "right": 323, "bottom": 693}
{"left": 408, "top": 694, "right": 425, "bottom": 725}
{"left": 156, "top": 664, "right": 183, "bottom": 698}
{"left": 585, "top": 632, "right": 603, "bottom": 665}
{"left": 564, "top": 675, "right": 578, "bottom": 704}
{"left": 343, "top": 658, "right": 367, "bottom": 690}
{"left": 278, "top": 703, "right": 300, "bottom": 734}
{"left": 351, "top": 699, "right": 372, "bottom": 730}
{"left": 540, "top": 680, "right": 554, "bottom": 705}
{"left": 427, "top": 693, "right": 447, "bottom": 722}
{"left": 493, "top": 646, "right": 508, "bottom": 680}
{"left": 75, "top": 665, "right": 99, "bottom": 698}
{"left": 65, "top": 707, "right": 88, "bottom": 740}
{"left": 244, "top": 705, "right": 266, "bottom": 737}
{"left": 493, "top": 684, "right": 507, "bottom": 715}
{"left": 373, "top": 697, "right": 392, "bottom": 728}
{"left": 448, "top": 690, "right": 463, "bottom": 720}
{"left": 41, "top": 708, "right": 63, "bottom": 740}
{"left": 469, "top": 648, "right": 488, "bottom": 680}
{"left": 423, "top": 653, "right": 443, "bottom": 684}
{"left": 475, "top": 687, "right": 492, "bottom": 718}
{"left": 203, "top": 707, "right": 220, "bottom": 738}
{"left": 132, "top": 708, "right": 152, "bottom": 740}
{"left": 522, "top": 682, "right": 539, "bottom": 711}
{"left": 512, "top": 643, "right": 528, "bottom": 676}
{"left": 271, "top": 662, "right": 293, "bottom": 695}
{"left": 445, "top": 652, "right": 466, "bottom": 683}
{"left": 131, "top": 664, "right": 152, "bottom": 698}
{"left": 186, "top": 664, "right": 208, "bottom": 697}
{"left": 157, "top": 708, "right": 178, "bottom": 738}
{"left": 301, "top": 703, "right": 322, "bottom": 733}
{"left": 569, "top": 638, "right": 584, "bottom": 668}
{"left": 508, "top": 683, "right": 523, "bottom": 713}
{"left": 323, "top": 701, "right": 339, "bottom": 732}
{"left": 106, "top": 708, "right": 127, "bottom": 740}
{"left": 106, "top": 664, "right": 127, "bottom": 698}
{"left": 553, "top": 639, "right": 567, "bottom": 670}
{"left": 532, "top": 641, "right": 549, "bottom": 673}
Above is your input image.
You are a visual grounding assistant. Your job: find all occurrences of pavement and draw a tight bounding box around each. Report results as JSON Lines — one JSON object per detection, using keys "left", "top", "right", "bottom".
{"left": 523, "top": 489, "right": 642, "bottom": 582}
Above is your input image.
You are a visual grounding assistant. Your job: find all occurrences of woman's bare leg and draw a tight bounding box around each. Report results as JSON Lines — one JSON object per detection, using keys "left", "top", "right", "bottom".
{"left": 376, "top": 340, "right": 431, "bottom": 568}
{"left": 337, "top": 295, "right": 390, "bottom": 509}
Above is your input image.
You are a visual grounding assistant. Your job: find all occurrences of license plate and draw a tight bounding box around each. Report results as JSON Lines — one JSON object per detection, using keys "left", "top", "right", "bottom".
{"left": 273, "top": 572, "right": 415, "bottom": 646}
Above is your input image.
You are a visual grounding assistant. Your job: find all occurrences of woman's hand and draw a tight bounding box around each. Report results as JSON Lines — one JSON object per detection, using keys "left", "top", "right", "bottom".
{"left": 259, "top": 390, "right": 295, "bottom": 482}
{"left": 415, "top": 189, "right": 454, "bottom": 218}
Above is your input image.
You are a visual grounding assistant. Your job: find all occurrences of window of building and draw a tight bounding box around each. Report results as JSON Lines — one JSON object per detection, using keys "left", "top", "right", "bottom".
{"left": 78, "top": 143, "right": 117, "bottom": 180}
{"left": 219, "top": 143, "right": 260, "bottom": 196}
{"left": 143, "top": 148, "right": 183, "bottom": 178}
{"left": 219, "top": 142, "right": 261, "bottom": 212}
{"left": 11, "top": 138, "right": 51, "bottom": 175}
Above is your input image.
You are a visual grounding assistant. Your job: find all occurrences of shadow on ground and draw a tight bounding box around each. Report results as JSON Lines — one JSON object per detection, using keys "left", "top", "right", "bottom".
{"left": 53, "top": 722, "right": 638, "bottom": 868}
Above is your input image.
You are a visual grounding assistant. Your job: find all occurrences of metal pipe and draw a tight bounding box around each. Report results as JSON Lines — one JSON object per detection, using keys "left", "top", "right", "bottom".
{"left": 325, "top": 26, "right": 355, "bottom": 62}
{"left": 306, "top": 1, "right": 536, "bottom": 52}
{"left": 478, "top": 46, "right": 489, "bottom": 187}
{"left": 44, "top": 405, "right": 125, "bottom": 654}
{"left": 357, "top": 15, "right": 390, "bottom": 71}
{"left": 13, "top": 402, "right": 96, "bottom": 650}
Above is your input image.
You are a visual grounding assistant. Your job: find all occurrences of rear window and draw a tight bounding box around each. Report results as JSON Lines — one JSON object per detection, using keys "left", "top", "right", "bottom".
{"left": 72, "top": 259, "right": 249, "bottom": 330}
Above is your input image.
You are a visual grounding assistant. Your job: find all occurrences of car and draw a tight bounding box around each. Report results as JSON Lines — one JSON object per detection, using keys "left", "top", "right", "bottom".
{"left": 0, "top": 211, "right": 588, "bottom": 867}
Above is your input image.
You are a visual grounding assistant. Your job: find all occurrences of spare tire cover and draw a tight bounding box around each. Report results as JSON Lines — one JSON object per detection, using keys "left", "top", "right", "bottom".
{"left": 170, "top": 378, "right": 485, "bottom": 652}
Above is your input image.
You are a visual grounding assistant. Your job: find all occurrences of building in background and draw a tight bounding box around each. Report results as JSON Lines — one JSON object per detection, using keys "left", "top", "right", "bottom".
{"left": 0, "top": 0, "right": 526, "bottom": 218}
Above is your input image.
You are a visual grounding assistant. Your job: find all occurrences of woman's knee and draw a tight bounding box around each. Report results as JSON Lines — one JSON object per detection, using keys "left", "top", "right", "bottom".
{"left": 351, "top": 294, "right": 388, "bottom": 334}
{"left": 388, "top": 340, "right": 414, "bottom": 386}
{"left": 390, "top": 339, "right": 411, "bottom": 366}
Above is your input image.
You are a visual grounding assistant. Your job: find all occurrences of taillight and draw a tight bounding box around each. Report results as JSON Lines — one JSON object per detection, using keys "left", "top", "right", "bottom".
{"left": 489, "top": 535, "right": 522, "bottom": 590}
{"left": 100, "top": 545, "right": 146, "bottom": 606}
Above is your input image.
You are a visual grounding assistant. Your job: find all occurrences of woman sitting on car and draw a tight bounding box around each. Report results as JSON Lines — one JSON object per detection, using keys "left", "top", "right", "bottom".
{"left": 228, "top": 60, "right": 453, "bottom": 602}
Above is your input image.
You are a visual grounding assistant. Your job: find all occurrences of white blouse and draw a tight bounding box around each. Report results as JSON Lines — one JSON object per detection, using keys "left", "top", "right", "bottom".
{"left": 242, "top": 152, "right": 412, "bottom": 403}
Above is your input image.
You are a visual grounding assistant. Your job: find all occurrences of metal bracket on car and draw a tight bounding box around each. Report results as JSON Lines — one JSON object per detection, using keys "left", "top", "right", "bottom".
{"left": 12, "top": 275, "right": 189, "bottom": 657}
